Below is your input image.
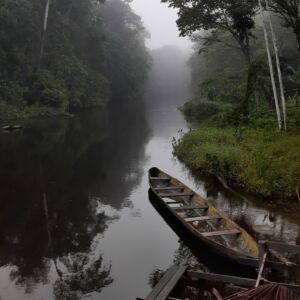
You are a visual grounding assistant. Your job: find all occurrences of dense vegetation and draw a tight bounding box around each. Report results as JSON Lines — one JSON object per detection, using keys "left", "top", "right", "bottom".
{"left": 0, "top": 0, "right": 150, "bottom": 120}
{"left": 163, "top": 0, "right": 300, "bottom": 200}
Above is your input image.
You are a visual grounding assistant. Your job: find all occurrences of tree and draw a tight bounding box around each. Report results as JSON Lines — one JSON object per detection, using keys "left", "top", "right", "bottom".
{"left": 265, "top": 0, "right": 287, "bottom": 130}
{"left": 38, "top": 0, "right": 51, "bottom": 71}
{"left": 259, "top": 0, "right": 282, "bottom": 130}
{"left": 268, "top": 0, "right": 300, "bottom": 52}
{"left": 0, "top": 0, "right": 150, "bottom": 118}
{"left": 161, "top": 0, "right": 257, "bottom": 63}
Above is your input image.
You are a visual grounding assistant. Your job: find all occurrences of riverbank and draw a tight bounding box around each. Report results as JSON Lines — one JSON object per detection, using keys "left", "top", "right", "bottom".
{"left": 173, "top": 125, "right": 300, "bottom": 202}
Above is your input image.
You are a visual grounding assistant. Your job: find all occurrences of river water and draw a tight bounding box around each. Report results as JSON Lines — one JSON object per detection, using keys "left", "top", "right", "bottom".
{"left": 0, "top": 95, "right": 299, "bottom": 299}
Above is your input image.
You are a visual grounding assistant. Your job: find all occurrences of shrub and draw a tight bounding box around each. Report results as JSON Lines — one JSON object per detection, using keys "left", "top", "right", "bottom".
{"left": 180, "top": 100, "right": 231, "bottom": 124}
{"left": 29, "top": 70, "right": 68, "bottom": 111}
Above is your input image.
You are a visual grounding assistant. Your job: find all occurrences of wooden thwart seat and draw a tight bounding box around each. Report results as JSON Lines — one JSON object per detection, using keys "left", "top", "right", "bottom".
{"left": 202, "top": 229, "right": 240, "bottom": 237}
{"left": 160, "top": 193, "right": 193, "bottom": 198}
{"left": 150, "top": 177, "right": 170, "bottom": 181}
{"left": 173, "top": 205, "right": 208, "bottom": 211}
{"left": 154, "top": 187, "right": 183, "bottom": 191}
{"left": 185, "top": 216, "right": 222, "bottom": 222}
{"left": 166, "top": 201, "right": 182, "bottom": 205}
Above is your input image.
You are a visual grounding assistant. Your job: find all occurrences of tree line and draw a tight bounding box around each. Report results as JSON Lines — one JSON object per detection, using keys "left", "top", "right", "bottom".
{"left": 0, "top": 0, "right": 150, "bottom": 119}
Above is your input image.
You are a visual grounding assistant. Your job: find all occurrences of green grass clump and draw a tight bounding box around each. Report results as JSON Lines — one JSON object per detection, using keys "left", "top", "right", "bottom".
{"left": 174, "top": 126, "right": 300, "bottom": 199}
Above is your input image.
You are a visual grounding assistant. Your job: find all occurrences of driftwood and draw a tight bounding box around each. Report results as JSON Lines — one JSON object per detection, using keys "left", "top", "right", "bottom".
{"left": 2, "top": 125, "right": 24, "bottom": 131}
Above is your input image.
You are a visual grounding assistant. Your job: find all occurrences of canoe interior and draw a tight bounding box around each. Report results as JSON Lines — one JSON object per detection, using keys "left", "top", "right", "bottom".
{"left": 149, "top": 167, "right": 259, "bottom": 260}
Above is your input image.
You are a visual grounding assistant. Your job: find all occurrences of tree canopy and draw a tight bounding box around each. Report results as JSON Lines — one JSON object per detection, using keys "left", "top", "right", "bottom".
{"left": 161, "top": 0, "right": 257, "bottom": 62}
{"left": 268, "top": 0, "right": 300, "bottom": 50}
{"left": 0, "top": 0, "right": 150, "bottom": 119}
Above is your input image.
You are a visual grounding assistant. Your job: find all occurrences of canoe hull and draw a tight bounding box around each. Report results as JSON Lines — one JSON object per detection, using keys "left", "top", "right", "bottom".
{"left": 148, "top": 167, "right": 259, "bottom": 267}
{"left": 149, "top": 188, "right": 257, "bottom": 268}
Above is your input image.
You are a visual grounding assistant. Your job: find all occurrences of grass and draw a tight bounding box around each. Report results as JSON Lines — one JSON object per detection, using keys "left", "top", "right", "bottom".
{"left": 173, "top": 126, "right": 300, "bottom": 200}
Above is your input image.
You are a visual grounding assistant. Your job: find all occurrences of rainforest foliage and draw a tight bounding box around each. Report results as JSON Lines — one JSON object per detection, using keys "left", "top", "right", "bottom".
{"left": 163, "top": 0, "right": 300, "bottom": 200}
{"left": 0, "top": 0, "right": 150, "bottom": 120}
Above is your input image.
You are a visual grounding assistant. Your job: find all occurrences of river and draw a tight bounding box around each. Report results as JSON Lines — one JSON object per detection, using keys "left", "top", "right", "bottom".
{"left": 0, "top": 94, "right": 299, "bottom": 299}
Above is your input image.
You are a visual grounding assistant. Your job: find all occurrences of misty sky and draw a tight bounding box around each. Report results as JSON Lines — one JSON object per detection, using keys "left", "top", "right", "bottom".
{"left": 131, "top": 0, "right": 192, "bottom": 51}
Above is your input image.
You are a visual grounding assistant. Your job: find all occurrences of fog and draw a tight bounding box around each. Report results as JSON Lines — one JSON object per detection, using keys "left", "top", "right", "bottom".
{"left": 130, "top": 1, "right": 192, "bottom": 109}
{"left": 145, "top": 45, "right": 191, "bottom": 110}
{"left": 131, "top": 0, "right": 192, "bottom": 51}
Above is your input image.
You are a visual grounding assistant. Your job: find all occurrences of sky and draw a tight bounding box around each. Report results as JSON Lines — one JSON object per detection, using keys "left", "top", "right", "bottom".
{"left": 130, "top": 0, "right": 192, "bottom": 51}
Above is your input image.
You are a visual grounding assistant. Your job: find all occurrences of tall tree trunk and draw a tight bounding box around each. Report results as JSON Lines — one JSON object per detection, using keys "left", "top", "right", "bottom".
{"left": 258, "top": 0, "right": 282, "bottom": 130}
{"left": 265, "top": 0, "right": 287, "bottom": 131}
{"left": 38, "top": 0, "right": 51, "bottom": 72}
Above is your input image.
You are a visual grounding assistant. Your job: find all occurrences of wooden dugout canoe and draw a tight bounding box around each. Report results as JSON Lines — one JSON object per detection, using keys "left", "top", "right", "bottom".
{"left": 148, "top": 167, "right": 260, "bottom": 266}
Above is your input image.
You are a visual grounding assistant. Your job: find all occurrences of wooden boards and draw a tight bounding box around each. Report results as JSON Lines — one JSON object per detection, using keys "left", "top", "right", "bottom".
{"left": 144, "top": 264, "right": 188, "bottom": 300}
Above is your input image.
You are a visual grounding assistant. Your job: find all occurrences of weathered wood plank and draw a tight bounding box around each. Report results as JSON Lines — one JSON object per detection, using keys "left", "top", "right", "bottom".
{"left": 154, "top": 187, "right": 183, "bottom": 191}
{"left": 187, "top": 271, "right": 257, "bottom": 288}
{"left": 166, "top": 201, "right": 183, "bottom": 205}
{"left": 156, "top": 265, "right": 188, "bottom": 300}
{"left": 145, "top": 264, "right": 179, "bottom": 300}
{"left": 201, "top": 229, "right": 240, "bottom": 237}
{"left": 173, "top": 205, "right": 208, "bottom": 211}
{"left": 185, "top": 216, "right": 222, "bottom": 222}
{"left": 160, "top": 193, "right": 193, "bottom": 198}
{"left": 150, "top": 177, "right": 170, "bottom": 181}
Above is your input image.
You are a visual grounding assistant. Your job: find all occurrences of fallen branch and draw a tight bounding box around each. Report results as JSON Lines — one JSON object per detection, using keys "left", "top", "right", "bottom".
{"left": 296, "top": 187, "right": 300, "bottom": 204}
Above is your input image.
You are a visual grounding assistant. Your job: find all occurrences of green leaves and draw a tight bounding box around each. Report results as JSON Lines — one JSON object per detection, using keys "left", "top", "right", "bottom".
{"left": 162, "top": 0, "right": 257, "bottom": 61}
{"left": 0, "top": 0, "right": 150, "bottom": 119}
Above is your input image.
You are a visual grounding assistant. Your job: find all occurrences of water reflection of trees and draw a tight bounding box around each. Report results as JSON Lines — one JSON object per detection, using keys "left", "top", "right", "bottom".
{"left": 0, "top": 103, "right": 150, "bottom": 298}
{"left": 53, "top": 254, "right": 113, "bottom": 300}
{"left": 196, "top": 174, "right": 300, "bottom": 244}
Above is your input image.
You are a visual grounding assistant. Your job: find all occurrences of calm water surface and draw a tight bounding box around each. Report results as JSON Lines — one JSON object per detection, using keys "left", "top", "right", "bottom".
{"left": 0, "top": 99, "right": 299, "bottom": 300}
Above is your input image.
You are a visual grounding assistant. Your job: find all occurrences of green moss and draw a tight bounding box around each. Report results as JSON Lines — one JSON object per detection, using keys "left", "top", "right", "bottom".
{"left": 174, "top": 126, "right": 300, "bottom": 199}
